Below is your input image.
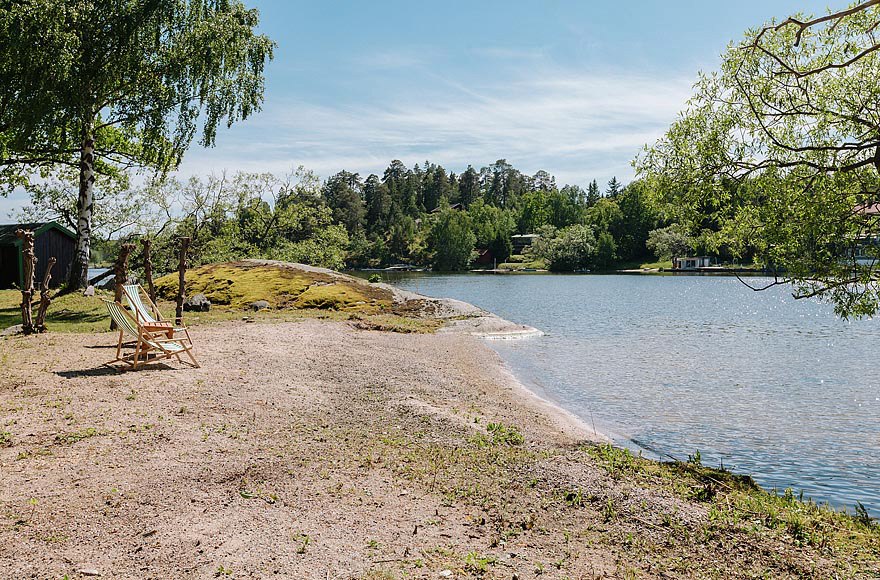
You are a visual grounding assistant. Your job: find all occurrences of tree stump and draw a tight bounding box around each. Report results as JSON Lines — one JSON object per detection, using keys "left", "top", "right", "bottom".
{"left": 35, "top": 257, "right": 56, "bottom": 333}
{"left": 175, "top": 237, "right": 190, "bottom": 326}
{"left": 141, "top": 238, "right": 157, "bottom": 304}
{"left": 15, "top": 229, "right": 36, "bottom": 335}
{"left": 111, "top": 243, "right": 135, "bottom": 330}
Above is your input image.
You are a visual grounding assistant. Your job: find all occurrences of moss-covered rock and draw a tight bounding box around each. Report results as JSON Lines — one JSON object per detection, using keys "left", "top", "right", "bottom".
{"left": 155, "top": 260, "right": 393, "bottom": 313}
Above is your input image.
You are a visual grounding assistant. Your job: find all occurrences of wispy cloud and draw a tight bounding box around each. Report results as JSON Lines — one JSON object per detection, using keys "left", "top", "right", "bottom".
{"left": 179, "top": 67, "right": 693, "bottom": 187}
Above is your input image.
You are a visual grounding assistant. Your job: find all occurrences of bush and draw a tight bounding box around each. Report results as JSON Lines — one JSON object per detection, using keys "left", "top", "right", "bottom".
{"left": 533, "top": 224, "right": 598, "bottom": 271}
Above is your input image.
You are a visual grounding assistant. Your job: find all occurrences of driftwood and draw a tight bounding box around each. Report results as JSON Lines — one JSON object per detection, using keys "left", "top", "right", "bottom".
{"left": 141, "top": 238, "right": 157, "bottom": 304}
{"left": 110, "top": 243, "right": 135, "bottom": 330}
{"left": 15, "top": 229, "right": 36, "bottom": 335}
{"left": 175, "top": 237, "right": 190, "bottom": 326}
{"left": 34, "top": 257, "right": 56, "bottom": 333}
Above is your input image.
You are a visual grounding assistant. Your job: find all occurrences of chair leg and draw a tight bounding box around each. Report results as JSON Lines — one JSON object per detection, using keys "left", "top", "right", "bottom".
{"left": 184, "top": 348, "right": 200, "bottom": 368}
{"left": 116, "top": 331, "right": 124, "bottom": 361}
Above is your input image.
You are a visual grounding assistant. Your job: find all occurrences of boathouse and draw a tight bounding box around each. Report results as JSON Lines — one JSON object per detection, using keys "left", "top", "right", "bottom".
{"left": 672, "top": 256, "right": 713, "bottom": 270}
{"left": 0, "top": 222, "right": 76, "bottom": 289}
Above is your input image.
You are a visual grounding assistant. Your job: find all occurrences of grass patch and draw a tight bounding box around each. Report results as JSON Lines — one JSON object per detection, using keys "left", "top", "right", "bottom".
{"left": 54, "top": 427, "right": 100, "bottom": 444}
{"left": 496, "top": 257, "right": 546, "bottom": 271}
{"left": 154, "top": 261, "right": 392, "bottom": 313}
{"left": 584, "top": 442, "right": 880, "bottom": 565}
{"left": 348, "top": 313, "right": 441, "bottom": 334}
{"left": 1, "top": 261, "right": 440, "bottom": 334}
{"left": 0, "top": 289, "right": 111, "bottom": 333}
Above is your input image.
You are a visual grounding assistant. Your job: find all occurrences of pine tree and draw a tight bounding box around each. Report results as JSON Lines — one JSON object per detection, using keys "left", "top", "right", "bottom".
{"left": 586, "top": 179, "right": 601, "bottom": 207}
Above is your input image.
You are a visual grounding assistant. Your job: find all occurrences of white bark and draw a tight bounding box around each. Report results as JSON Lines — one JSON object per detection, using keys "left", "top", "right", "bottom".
{"left": 71, "top": 130, "right": 95, "bottom": 289}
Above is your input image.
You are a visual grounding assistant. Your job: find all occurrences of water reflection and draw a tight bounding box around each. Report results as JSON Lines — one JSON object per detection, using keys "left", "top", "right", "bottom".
{"left": 381, "top": 272, "right": 880, "bottom": 516}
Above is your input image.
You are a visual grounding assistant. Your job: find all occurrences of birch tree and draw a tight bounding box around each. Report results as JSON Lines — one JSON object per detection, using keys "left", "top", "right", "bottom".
{"left": 0, "top": 0, "right": 275, "bottom": 288}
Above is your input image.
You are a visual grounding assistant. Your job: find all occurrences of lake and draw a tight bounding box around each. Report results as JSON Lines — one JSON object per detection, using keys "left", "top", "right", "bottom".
{"left": 381, "top": 272, "right": 880, "bottom": 516}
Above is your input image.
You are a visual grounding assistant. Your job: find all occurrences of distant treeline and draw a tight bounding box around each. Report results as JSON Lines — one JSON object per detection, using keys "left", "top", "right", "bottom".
{"left": 26, "top": 159, "right": 693, "bottom": 274}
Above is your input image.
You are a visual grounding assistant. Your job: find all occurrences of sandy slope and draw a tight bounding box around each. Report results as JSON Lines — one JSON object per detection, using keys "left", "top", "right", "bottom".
{"left": 1, "top": 320, "right": 874, "bottom": 579}
{"left": 0, "top": 320, "right": 595, "bottom": 579}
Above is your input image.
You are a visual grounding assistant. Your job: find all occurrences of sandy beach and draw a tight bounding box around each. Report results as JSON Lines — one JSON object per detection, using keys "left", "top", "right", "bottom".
{"left": 1, "top": 317, "right": 876, "bottom": 579}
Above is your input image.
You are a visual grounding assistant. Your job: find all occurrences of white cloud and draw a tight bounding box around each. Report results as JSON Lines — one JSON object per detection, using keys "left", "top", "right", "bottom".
{"left": 1, "top": 66, "right": 695, "bottom": 216}
{"left": 179, "top": 67, "right": 694, "bottom": 187}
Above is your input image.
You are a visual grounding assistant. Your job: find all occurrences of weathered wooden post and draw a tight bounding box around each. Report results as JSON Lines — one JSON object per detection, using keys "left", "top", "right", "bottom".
{"left": 34, "top": 257, "right": 56, "bottom": 333}
{"left": 110, "top": 243, "right": 135, "bottom": 330}
{"left": 141, "top": 238, "right": 157, "bottom": 304}
{"left": 175, "top": 237, "right": 190, "bottom": 326}
{"left": 15, "top": 229, "right": 36, "bottom": 335}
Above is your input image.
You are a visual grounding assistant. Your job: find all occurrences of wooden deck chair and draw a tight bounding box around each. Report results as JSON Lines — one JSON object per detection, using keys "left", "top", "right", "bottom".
{"left": 103, "top": 299, "right": 200, "bottom": 370}
{"left": 122, "top": 283, "right": 193, "bottom": 340}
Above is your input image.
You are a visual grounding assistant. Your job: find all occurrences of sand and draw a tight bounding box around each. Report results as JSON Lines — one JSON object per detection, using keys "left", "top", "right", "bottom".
{"left": 0, "top": 318, "right": 873, "bottom": 579}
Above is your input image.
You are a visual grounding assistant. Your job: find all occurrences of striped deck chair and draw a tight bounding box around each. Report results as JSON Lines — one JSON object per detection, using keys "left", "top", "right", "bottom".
{"left": 122, "top": 283, "right": 193, "bottom": 339}
{"left": 103, "top": 299, "right": 199, "bottom": 370}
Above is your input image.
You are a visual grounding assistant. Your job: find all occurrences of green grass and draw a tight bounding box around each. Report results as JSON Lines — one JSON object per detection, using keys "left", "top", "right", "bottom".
{"left": 496, "top": 259, "right": 547, "bottom": 271}
{"left": 585, "top": 442, "right": 879, "bottom": 564}
{"left": 0, "top": 289, "right": 112, "bottom": 333}
{"left": 613, "top": 259, "right": 674, "bottom": 270}
{"left": 0, "top": 260, "right": 441, "bottom": 334}
{"left": 154, "top": 261, "right": 392, "bottom": 313}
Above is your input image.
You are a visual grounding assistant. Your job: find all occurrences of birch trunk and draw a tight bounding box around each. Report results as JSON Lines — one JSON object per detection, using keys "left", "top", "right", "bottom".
{"left": 69, "top": 126, "right": 96, "bottom": 290}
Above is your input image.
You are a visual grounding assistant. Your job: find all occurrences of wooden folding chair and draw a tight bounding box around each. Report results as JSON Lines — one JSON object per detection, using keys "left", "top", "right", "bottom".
{"left": 103, "top": 299, "right": 200, "bottom": 370}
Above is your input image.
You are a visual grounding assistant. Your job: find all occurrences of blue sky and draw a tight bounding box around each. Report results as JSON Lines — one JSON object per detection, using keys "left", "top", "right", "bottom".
{"left": 2, "top": 0, "right": 837, "bottom": 216}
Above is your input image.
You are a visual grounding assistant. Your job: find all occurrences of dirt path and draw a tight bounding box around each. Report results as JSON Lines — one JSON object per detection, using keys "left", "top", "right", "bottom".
{"left": 0, "top": 320, "right": 875, "bottom": 579}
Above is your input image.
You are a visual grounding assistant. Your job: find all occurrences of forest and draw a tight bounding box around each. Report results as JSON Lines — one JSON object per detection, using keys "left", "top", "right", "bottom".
{"left": 19, "top": 159, "right": 686, "bottom": 275}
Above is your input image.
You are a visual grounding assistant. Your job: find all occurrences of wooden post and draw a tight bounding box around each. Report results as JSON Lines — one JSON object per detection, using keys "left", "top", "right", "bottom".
{"left": 141, "top": 238, "right": 157, "bottom": 304}
{"left": 175, "top": 237, "right": 190, "bottom": 326}
{"left": 110, "top": 243, "right": 135, "bottom": 330}
{"left": 34, "top": 257, "right": 56, "bottom": 333}
{"left": 15, "top": 229, "right": 36, "bottom": 335}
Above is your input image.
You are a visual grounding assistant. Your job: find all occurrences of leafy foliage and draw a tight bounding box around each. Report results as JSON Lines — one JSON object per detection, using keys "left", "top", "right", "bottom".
{"left": 638, "top": 1, "right": 880, "bottom": 317}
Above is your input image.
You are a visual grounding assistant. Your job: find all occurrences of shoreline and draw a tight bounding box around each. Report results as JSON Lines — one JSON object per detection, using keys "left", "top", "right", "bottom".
{"left": 1, "top": 312, "right": 877, "bottom": 575}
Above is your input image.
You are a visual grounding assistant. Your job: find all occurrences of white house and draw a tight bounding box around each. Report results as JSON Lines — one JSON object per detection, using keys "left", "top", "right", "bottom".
{"left": 672, "top": 256, "right": 713, "bottom": 270}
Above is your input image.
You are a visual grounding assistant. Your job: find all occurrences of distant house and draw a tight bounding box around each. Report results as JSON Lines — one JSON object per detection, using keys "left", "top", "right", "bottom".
{"left": 672, "top": 256, "right": 713, "bottom": 270}
{"left": 430, "top": 203, "right": 463, "bottom": 213}
{"left": 473, "top": 248, "right": 494, "bottom": 266}
{"left": 853, "top": 202, "right": 880, "bottom": 266}
{"left": 0, "top": 222, "right": 76, "bottom": 289}
{"left": 511, "top": 234, "right": 540, "bottom": 254}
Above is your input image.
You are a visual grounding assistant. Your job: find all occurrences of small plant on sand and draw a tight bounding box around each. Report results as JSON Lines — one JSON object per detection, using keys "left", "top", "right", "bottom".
{"left": 366, "top": 539, "right": 380, "bottom": 550}
{"left": 54, "top": 427, "right": 99, "bottom": 444}
{"left": 368, "top": 273, "right": 382, "bottom": 283}
{"left": 602, "top": 498, "right": 617, "bottom": 522}
{"left": 0, "top": 431, "right": 12, "bottom": 447}
{"left": 294, "top": 533, "right": 310, "bottom": 554}
{"left": 854, "top": 502, "right": 875, "bottom": 527}
{"left": 486, "top": 422, "right": 524, "bottom": 446}
{"left": 564, "top": 488, "right": 585, "bottom": 508}
{"left": 588, "top": 443, "right": 636, "bottom": 478}
{"left": 214, "top": 565, "right": 232, "bottom": 576}
{"left": 464, "top": 551, "right": 497, "bottom": 572}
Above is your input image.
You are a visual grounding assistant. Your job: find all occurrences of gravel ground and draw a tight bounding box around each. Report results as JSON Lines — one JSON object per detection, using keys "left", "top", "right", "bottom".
{"left": 0, "top": 319, "right": 873, "bottom": 579}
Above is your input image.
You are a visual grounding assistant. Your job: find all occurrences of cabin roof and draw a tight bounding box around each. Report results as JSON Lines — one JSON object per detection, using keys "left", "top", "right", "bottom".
{"left": 0, "top": 221, "right": 76, "bottom": 245}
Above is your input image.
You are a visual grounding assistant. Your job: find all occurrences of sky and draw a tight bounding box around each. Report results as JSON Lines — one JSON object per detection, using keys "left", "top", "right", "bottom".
{"left": 2, "top": 0, "right": 838, "bottom": 217}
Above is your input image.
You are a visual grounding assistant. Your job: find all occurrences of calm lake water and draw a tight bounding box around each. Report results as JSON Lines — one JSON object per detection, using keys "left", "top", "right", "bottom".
{"left": 381, "top": 272, "right": 880, "bottom": 516}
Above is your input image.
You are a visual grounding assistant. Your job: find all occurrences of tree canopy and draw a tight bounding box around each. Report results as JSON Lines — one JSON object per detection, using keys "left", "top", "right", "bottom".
{"left": 638, "top": 0, "right": 880, "bottom": 317}
{"left": 0, "top": 0, "right": 275, "bottom": 287}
